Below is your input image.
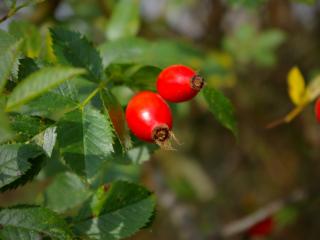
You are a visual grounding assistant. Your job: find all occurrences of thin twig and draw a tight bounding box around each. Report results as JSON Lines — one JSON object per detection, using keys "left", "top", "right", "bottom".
{"left": 0, "top": 0, "right": 41, "bottom": 24}
{"left": 266, "top": 104, "right": 306, "bottom": 129}
{"left": 78, "top": 87, "right": 101, "bottom": 110}
{"left": 211, "top": 189, "right": 306, "bottom": 238}
{"left": 78, "top": 82, "right": 106, "bottom": 110}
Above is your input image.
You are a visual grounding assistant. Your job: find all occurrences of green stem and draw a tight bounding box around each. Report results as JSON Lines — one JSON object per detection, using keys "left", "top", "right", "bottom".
{"left": 0, "top": 9, "right": 16, "bottom": 23}
{"left": 0, "top": 0, "right": 39, "bottom": 24}
{"left": 284, "top": 104, "right": 306, "bottom": 123}
{"left": 78, "top": 83, "right": 106, "bottom": 110}
{"left": 12, "top": 0, "right": 17, "bottom": 9}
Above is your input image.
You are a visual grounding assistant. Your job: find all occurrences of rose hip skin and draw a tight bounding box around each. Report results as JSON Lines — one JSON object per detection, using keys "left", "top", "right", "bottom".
{"left": 125, "top": 91, "right": 172, "bottom": 143}
{"left": 157, "top": 64, "right": 204, "bottom": 103}
{"left": 316, "top": 98, "right": 320, "bottom": 123}
{"left": 247, "top": 217, "right": 274, "bottom": 237}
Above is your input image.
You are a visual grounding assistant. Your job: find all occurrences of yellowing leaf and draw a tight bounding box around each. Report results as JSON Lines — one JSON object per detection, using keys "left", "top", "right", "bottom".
{"left": 267, "top": 67, "right": 316, "bottom": 129}
{"left": 44, "top": 28, "right": 57, "bottom": 63}
{"left": 287, "top": 67, "right": 307, "bottom": 106}
{"left": 306, "top": 75, "right": 320, "bottom": 101}
{"left": 284, "top": 105, "right": 305, "bottom": 123}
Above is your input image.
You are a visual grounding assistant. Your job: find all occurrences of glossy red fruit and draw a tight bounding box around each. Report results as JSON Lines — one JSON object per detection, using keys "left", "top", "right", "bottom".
{"left": 156, "top": 64, "right": 204, "bottom": 103}
{"left": 315, "top": 98, "right": 320, "bottom": 123}
{"left": 247, "top": 217, "right": 274, "bottom": 237}
{"left": 125, "top": 91, "right": 173, "bottom": 145}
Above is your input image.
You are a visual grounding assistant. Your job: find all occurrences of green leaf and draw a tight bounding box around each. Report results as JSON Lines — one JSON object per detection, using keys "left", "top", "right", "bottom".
{"left": 99, "top": 38, "right": 148, "bottom": 67}
{"left": 17, "top": 57, "right": 39, "bottom": 81}
{"left": 51, "top": 27, "right": 104, "bottom": 82}
{"left": 9, "top": 113, "right": 52, "bottom": 142}
{"left": 106, "top": 0, "right": 140, "bottom": 40}
{"left": 54, "top": 77, "right": 99, "bottom": 104}
{"left": 109, "top": 145, "right": 152, "bottom": 165}
{"left": 127, "top": 65, "right": 161, "bottom": 90}
{"left": 9, "top": 21, "right": 42, "bottom": 58}
{"left": 18, "top": 91, "right": 78, "bottom": 121}
{"left": 123, "top": 146, "right": 152, "bottom": 164}
{"left": 0, "top": 206, "right": 72, "bottom": 239}
{"left": 226, "top": 0, "right": 266, "bottom": 8}
{"left": 99, "top": 38, "right": 204, "bottom": 68}
{"left": 0, "top": 226, "right": 41, "bottom": 240}
{"left": 91, "top": 163, "right": 141, "bottom": 189}
{"left": 57, "top": 106, "right": 114, "bottom": 181}
{"left": 0, "top": 99, "right": 12, "bottom": 143}
{"left": 33, "top": 126, "right": 57, "bottom": 157}
{"left": 0, "top": 118, "right": 12, "bottom": 143}
{"left": 74, "top": 181, "right": 155, "bottom": 240}
{"left": 44, "top": 172, "right": 91, "bottom": 213}
{"left": 54, "top": 80, "right": 80, "bottom": 102}
{"left": 40, "top": 146, "right": 67, "bottom": 178}
{"left": 6, "top": 66, "right": 85, "bottom": 111}
{"left": 0, "top": 40, "right": 22, "bottom": 92}
{"left": 100, "top": 89, "right": 131, "bottom": 150}
{"left": 0, "top": 30, "right": 20, "bottom": 80}
{"left": 202, "top": 87, "right": 237, "bottom": 136}
{"left": 0, "top": 144, "right": 44, "bottom": 191}
{"left": 0, "top": 29, "right": 17, "bottom": 52}
{"left": 0, "top": 156, "right": 45, "bottom": 191}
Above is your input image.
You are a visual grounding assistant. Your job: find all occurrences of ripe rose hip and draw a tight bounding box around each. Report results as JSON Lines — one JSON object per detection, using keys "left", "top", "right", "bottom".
{"left": 315, "top": 98, "right": 320, "bottom": 123}
{"left": 247, "top": 217, "right": 274, "bottom": 237}
{"left": 156, "top": 64, "right": 204, "bottom": 103}
{"left": 125, "top": 91, "right": 173, "bottom": 147}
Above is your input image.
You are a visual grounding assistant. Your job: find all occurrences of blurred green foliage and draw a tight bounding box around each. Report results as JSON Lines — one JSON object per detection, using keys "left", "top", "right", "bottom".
{"left": 224, "top": 24, "right": 286, "bottom": 67}
{"left": 0, "top": 0, "right": 319, "bottom": 239}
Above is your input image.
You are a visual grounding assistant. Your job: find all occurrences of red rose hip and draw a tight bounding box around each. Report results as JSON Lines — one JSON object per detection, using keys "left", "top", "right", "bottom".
{"left": 156, "top": 64, "right": 204, "bottom": 103}
{"left": 247, "top": 217, "right": 274, "bottom": 237}
{"left": 125, "top": 91, "right": 173, "bottom": 147}
{"left": 315, "top": 98, "right": 320, "bottom": 123}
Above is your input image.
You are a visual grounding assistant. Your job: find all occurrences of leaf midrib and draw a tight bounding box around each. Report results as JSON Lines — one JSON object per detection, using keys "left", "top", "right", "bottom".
{"left": 0, "top": 223, "right": 66, "bottom": 239}
{"left": 77, "top": 194, "right": 154, "bottom": 223}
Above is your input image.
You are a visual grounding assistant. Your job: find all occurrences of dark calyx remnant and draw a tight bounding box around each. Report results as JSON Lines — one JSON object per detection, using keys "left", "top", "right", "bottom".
{"left": 190, "top": 74, "right": 205, "bottom": 91}
{"left": 152, "top": 125, "right": 170, "bottom": 142}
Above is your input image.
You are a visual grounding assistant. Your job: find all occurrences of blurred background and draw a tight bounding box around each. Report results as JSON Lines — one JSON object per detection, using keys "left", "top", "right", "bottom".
{"left": 1, "top": 0, "right": 320, "bottom": 239}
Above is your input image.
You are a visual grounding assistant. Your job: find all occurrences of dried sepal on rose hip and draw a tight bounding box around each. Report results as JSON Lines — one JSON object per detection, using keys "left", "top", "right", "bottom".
{"left": 315, "top": 98, "right": 320, "bottom": 123}
{"left": 156, "top": 64, "right": 205, "bottom": 103}
{"left": 125, "top": 91, "right": 177, "bottom": 149}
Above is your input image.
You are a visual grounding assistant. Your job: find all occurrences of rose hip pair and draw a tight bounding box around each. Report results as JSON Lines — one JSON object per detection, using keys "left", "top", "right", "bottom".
{"left": 125, "top": 65, "right": 204, "bottom": 147}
